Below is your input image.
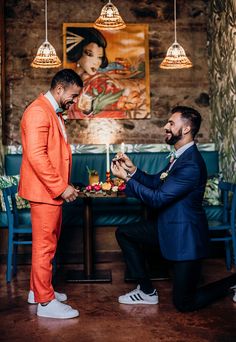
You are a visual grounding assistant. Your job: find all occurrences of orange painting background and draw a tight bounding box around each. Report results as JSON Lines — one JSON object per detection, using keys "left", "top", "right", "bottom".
{"left": 63, "top": 23, "right": 150, "bottom": 119}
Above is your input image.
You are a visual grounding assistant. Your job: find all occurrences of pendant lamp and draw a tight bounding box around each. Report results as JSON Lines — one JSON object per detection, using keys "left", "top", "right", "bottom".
{"left": 31, "top": 0, "right": 61, "bottom": 68}
{"left": 160, "top": 0, "right": 192, "bottom": 69}
{"left": 94, "top": 0, "right": 126, "bottom": 30}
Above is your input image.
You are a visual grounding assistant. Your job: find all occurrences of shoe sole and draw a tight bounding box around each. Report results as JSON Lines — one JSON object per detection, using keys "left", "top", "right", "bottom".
{"left": 118, "top": 299, "right": 158, "bottom": 305}
{"left": 37, "top": 312, "right": 79, "bottom": 319}
{"left": 28, "top": 299, "right": 67, "bottom": 305}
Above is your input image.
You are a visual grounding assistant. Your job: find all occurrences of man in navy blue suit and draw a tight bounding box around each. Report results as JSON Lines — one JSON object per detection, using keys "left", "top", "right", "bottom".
{"left": 111, "top": 106, "right": 236, "bottom": 312}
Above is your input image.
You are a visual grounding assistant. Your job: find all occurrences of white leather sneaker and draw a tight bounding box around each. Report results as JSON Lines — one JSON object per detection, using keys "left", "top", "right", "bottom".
{"left": 37, "top": 299, "right": 79, "bottom": 319}
{"left": 231, "top": 285, "right": 236, "bottom": 302}
{"left": 118, "top": 285, "right": 159, "bottom": 305}
{"left": 28, "top": 290, "right": 67, "bottom": 304}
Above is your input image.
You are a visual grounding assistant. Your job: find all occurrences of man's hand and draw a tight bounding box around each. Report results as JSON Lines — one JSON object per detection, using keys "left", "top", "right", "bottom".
{"left": 111, "top": 161, "right": 128, "bottom": 180}
{"left": 61, "top": 185, "right": 79, "bottom": 202}
{"left": 118, "top": 153, "right": 136, "bottom": 174}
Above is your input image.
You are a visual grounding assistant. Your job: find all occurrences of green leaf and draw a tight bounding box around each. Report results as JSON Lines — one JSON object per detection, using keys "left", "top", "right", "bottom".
{"left": 93, "top": 90, "right": 124, "bottom": 115}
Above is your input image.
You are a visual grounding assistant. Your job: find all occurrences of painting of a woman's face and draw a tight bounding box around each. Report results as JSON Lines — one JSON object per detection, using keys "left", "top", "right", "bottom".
{"left": 78, "top": 42, "right": 104, "bottom": 76}
{"left": 64, "top": 23, "right": 150, "bottom": 119}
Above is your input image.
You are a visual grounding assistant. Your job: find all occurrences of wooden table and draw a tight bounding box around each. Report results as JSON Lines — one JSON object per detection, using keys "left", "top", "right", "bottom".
{"left": 66, "top": 191, "right": 125, "bottom": 283}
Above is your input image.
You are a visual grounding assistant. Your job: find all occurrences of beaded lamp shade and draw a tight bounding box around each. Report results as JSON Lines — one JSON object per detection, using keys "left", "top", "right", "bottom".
{"left": 160, "top": 42, "right": 192, "bottom": 69}
{"left": 160, "top": 0, "right": 192, "bottom": 69}
{"left": 31, "top": 40, "right": 61, "bottom": 68}
{"left": 94, "top": 0, "right": 126, "bottom": 30}
{"left": 31, "top": 0, "right": 61, "bottom": 68}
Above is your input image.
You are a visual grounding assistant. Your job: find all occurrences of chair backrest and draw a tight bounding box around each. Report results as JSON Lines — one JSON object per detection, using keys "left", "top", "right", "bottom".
{"left": 2, "top": 185, "right": 19, "bottom": 227}
{"left": 219, "top": 181, "right": 236, "bottom": 224}
{"left": 229, "top": 184, "right": 236, "bottom": 228}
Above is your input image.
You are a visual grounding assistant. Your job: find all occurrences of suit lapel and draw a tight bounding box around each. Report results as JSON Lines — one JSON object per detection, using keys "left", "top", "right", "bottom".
{"left": 167, "top": 144, "right": 197, "bottom": 174}
{"left": 38, "top": 94, "right": 66, "bottom": 142}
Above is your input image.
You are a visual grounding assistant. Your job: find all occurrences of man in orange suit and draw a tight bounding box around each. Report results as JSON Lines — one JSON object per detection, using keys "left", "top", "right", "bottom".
{"left": 18, "top": 69, "right": 83, "bottom": 319}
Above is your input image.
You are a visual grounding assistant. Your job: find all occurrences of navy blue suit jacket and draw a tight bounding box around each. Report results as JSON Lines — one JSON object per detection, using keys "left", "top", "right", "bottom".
{"left": 125, "top": 144, "right": 209, "bottom": 261}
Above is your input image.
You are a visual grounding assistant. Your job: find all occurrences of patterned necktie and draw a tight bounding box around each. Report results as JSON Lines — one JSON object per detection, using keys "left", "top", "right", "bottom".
{"left": 170, "top": 153, "right": 176, "bottom": 164}
{"left": 166, "top": 151, "right": 177, "bottom": 172}
{"left": 167, "top": 151, "right": 177, "bottom": 164}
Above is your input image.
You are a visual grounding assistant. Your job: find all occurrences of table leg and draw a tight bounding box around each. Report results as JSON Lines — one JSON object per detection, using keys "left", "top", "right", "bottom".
{"left": 66, "top": 197, "right": 112, "bottom": 283}
{"left": 84, "top": 197, "right": 94, "bottom": 276}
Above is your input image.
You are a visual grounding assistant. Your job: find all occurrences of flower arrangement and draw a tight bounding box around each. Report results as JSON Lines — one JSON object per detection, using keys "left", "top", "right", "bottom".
{"left": 77, "top": 178, "right": 126, "bottom": 196}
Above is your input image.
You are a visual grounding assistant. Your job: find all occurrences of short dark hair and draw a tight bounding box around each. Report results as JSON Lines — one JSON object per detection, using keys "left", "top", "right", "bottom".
{"left": 171, "top": 106, "right": 202, "bottom": 138}
{"left": 67, "top": 28, "right": 108, "bottom": 68}
{"left": 50, "top": 69, "right": 83, "bottom": 89}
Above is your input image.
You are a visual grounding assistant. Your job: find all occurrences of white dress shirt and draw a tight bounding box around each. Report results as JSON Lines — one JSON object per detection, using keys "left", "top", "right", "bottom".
{"left": 169, "top": 141, "right": 195, "bottom": 170}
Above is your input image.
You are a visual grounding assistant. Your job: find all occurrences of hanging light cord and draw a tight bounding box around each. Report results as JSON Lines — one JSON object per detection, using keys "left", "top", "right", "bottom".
{"left": 45, "top": 0, "right": 48, "bottom": 42}
{"left": 174, "top": 0, "right": 177, "bottom": 43}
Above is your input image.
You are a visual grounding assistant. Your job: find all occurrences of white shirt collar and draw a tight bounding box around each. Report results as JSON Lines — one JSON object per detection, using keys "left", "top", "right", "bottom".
{"left": 175, "top": 141, "right": 195, "bottom": 159}
{"left": 44, "top": 91, "right": 59, "bottom": 112}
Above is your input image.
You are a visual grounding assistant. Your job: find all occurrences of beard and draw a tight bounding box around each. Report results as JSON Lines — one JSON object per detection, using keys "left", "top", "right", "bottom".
{"left": 165, "top": 128, "right": 183, "bottom": 145}
{"left": 60, "top": 99, "right": 74, "bottom": 111}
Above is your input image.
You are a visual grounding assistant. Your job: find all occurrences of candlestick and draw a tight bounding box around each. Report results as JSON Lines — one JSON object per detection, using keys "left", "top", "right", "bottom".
{"left": 106, "top": 171, "right": 111, "bottom": 183}
{"left": 106, "top": 143, "right": 110, "bottom": 173}
{"left": 121, "top": 142, "right": 125, "bottom": 153}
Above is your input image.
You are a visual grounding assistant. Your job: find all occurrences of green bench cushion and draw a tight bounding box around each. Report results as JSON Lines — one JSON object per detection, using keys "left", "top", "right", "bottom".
{"left": 2, "top": 151, "right": 220, "bottom": 228}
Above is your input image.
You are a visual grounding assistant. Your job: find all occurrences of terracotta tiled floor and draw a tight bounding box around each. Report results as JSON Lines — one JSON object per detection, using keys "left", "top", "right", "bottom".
{"left": 0, "top": 259, "right": 236, "bottom": 342}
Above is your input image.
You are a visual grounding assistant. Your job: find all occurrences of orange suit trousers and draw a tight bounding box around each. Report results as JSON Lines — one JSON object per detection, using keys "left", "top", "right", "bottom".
{"left": 30, "top": 202, "right": 62, "bottom": 303}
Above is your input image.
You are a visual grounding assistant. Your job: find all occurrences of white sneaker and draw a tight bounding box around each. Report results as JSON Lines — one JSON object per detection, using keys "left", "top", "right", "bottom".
{"left": 28, "top": 290, "right": 67, "bottom": 304}
{"left": 37, "top": 299, "right": 79, "bottom": 319}
{"left": 118, "top": 285, "right": 159, "bottom": 305}
{"left": 231, "top": 285, "right": 236, "bottom": 302}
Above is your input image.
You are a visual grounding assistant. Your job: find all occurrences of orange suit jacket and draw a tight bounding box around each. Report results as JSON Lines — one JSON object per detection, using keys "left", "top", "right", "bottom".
{"left": 18, "top": 94, "right": 72, "bottom": 205}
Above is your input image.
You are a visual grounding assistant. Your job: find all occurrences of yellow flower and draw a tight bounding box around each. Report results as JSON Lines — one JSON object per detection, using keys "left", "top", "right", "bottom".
{"left": 101, "top": 182, "right": 112, "bottom": 191}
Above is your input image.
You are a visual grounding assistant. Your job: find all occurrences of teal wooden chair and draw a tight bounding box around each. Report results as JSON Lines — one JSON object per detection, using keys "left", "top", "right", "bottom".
{"left": 208, "top": 181, "right": 236, "bottom": 270}
{"left": 2, "top": 185, "right": 32, "bottom": 282}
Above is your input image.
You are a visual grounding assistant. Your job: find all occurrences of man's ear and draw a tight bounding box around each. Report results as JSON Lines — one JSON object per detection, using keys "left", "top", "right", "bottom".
{"left": 55, "top": 83, "right": 64, "bottom": 95}
{"left": 183, "top": 124, "right": 191, "bottom": 135}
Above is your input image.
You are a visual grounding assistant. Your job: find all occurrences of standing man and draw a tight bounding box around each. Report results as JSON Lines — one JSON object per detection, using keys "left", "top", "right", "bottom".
{"left": 19, "top": 69, "right": 83, "bottom": 319}
{"left": 111, "top": 106, "right": 236, "bottom": 312}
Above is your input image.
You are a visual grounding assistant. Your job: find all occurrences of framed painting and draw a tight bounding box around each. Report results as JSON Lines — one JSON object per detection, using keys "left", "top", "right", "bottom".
{"left": 63, "top": 23, "right": 150, "bottom": 119}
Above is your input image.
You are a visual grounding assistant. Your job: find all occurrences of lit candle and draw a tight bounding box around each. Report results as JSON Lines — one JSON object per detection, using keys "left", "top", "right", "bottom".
{"left": 121, "top": 142, "right": 125, "bottom": 153}
{"left": 106, "top": 143, "right": 110, "bottom": 172}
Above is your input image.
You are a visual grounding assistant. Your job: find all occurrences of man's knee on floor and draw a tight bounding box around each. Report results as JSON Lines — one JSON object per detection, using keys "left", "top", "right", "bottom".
{"left": 173, "top": 295, "right": 195, "bottom": 313}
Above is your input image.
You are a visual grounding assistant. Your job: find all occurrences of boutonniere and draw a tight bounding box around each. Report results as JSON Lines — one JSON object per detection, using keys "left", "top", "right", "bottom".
{"left": 160, "top": 172, "right": 169, "bottom": 181}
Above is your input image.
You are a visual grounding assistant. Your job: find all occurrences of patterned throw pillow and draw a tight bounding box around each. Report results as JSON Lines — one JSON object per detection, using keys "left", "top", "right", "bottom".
{"left": 0, "top": 175, "right": 30, "bottom": 211}
{"left": 0, "top": 175, "right": 19, "bottom": 188}
{"left": 203, "top": 176, "right": 221, "bottom": 206}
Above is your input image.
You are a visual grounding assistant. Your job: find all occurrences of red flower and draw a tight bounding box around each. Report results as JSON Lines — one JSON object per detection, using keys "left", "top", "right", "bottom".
{"left": 93, "top": 184, "right": 102, "bottom": 191}
{"left": 118, "top": 183, "right": 126, "bottom": 191}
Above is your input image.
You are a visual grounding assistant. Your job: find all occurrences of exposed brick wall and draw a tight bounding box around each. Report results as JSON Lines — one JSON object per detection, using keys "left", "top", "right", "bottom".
{"left": 4, "top": 0, "right": 211, "bottom": 145}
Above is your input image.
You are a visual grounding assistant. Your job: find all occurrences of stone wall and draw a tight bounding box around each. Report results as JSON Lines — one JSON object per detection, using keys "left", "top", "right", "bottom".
{"left": 4, "top": 0, "right": 210, "bottom": 146}
{"left": 208, "top": 0, "right": 236, "bottom": 182}
{"left": 0, "top": 0, "right": 4, "bottom": 173}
